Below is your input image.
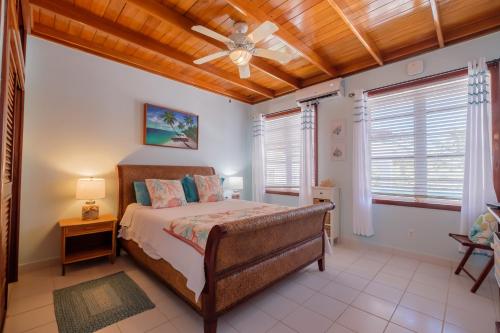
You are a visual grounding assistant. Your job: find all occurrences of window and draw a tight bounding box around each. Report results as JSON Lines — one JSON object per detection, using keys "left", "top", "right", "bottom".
{"left": 263, "top": 109, "right": 316, "bottom": 195}
{"left": 367, "top": 73, "right": 471, "bottom": 208}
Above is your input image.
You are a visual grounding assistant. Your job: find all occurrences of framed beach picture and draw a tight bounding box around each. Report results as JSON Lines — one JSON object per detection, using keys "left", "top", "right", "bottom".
{"left": 143, "top": 103, "right": 199, "bottom": 150}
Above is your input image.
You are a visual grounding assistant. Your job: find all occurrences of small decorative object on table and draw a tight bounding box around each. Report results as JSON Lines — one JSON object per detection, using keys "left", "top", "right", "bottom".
{"left": 76, "top": 177, "right": 105, "bottom": 220}
{"left": 320, "top": 178, "right": 336, "bottom": 187}
{"left": 59, "top": 214, "right": 117, "bottom": 275}
{"left": 225, "top": 176, "right": 243, "bottom": 199}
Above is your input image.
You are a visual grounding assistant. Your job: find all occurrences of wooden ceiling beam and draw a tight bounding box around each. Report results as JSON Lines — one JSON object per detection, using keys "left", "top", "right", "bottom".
{"left": 31, "top": 25, "right": 253, "bottom": 103}
{"left": 445, "top": 11, "right": 500, "bottom": 44}
{"left": 30, "top": 0, "right": 275, "bottom": 99}
{"left": 250, "top": 58, "right": 300, "bottom": 89}
{"left": 224, "top": 0, "right": 337, "bottom": 77}
{"left": 326, "top": 0, "right": 383, "bottom": 66}
{"left": 125, "top": 0, "right": 301, "bottom": 89}
{"left": 429, "top": 0, "right": 445, "bottom": 48}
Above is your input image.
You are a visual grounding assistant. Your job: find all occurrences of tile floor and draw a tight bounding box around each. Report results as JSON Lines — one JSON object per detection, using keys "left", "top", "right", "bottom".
{"left": 4, "top": 245, "right": 500, "bottom": 333}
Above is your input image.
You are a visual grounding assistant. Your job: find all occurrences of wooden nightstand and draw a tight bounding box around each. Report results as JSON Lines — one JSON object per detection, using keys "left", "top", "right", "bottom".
{"left": 312, "top": 187, "right": 340, "bottom": 244}
{"left": 59, "top": 214, "right": 117, "bottom": 275}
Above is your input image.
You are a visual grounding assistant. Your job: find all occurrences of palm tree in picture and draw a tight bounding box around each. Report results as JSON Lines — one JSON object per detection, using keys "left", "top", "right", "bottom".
{"left": 177, "top": 121, "right": 185, "bottom": 135}
{"left": 185, "top": 115, "right": 194, "bottom": 129}
{"left": 163, "top": 111, "right": 177, "bottom": 131}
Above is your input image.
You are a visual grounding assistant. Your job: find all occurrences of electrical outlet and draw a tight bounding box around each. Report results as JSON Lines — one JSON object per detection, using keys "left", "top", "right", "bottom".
{"left": 408, "top": 229, "right": 415, "bottom": 238}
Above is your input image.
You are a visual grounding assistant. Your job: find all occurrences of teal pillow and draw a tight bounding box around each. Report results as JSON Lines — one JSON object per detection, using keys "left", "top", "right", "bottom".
{"left": 134, "top": 181, "right": 151, "bottom": 206}
{"left": 182, "top": 175, "right": 199, "bottom": 202}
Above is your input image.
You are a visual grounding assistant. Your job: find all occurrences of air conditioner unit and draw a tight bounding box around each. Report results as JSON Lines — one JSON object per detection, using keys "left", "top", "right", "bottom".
{"left": 295, "top": 78, "right": 344, "bottom": 104}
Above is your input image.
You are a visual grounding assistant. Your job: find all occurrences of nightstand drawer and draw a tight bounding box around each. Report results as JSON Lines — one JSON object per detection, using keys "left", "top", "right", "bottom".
{"left": 312, "top": 188, "right": 333, "bottom": 200}
{"left": 65, "top": 222, "right": 114, "bottom": 237}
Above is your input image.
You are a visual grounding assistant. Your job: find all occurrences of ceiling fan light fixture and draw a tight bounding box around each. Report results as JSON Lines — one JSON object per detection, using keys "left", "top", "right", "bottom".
{"left": 192, "top": 21, "right": 291, "bottom": 79}
{"left": 229, "top": 49, "right": 252, "bottom": 66}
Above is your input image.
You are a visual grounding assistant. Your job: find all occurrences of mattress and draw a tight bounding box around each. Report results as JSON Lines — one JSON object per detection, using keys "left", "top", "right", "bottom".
{"left": 119, "top": 199, "right": 287, "bottom": 300}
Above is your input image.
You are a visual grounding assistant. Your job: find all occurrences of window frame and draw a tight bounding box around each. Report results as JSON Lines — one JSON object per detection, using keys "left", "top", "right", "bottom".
{"left": 367, "top": 69, "right": 470, "bottom": 211}
{"left": 263, "top": 107, "right": 318, "bottom": 196}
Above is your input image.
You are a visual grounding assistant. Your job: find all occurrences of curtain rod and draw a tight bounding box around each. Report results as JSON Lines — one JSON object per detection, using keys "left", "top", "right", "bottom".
{"left": 263, "top": 107, "right": 301, "bottom": 119}
{"left": 348, "top": 58, "right": 500, "bottom": 97}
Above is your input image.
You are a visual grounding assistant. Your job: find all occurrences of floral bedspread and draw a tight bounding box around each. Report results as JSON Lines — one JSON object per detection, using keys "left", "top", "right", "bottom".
{"left": 163, "top": 204, "right": 291, "bottom": 254}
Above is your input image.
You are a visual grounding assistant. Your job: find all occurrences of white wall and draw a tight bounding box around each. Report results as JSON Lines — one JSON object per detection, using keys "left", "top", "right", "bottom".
{"left": 253, "top": 31, "right": 500, "bottom": 261}
{"left": 20, "top": 36, "right": 252, "bottom": 266}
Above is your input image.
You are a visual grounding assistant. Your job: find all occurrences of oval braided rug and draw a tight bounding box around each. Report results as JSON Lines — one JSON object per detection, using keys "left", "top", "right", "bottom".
{"left": 53, "top": 271, "right": 155, "bottom": 333}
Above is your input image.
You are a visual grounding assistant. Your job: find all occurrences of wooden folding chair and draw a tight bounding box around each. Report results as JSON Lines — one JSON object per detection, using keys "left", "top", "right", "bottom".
{"left": 449, "top": 233, "right": 494, "bottom": 293}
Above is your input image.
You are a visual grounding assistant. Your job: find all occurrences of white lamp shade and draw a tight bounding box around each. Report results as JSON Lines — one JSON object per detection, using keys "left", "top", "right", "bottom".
{"left": 226, "top": 176, "right": 243, "bottom": 190}
{"left": 76, "top": 178, "right": 105, "bottom": 200}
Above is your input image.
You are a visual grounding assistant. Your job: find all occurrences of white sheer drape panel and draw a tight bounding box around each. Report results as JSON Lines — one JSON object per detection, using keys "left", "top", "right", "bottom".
{"left": 252, "top": 114, "right": 266, "bottom": 202}
{"left": 352, "top": 90, "right": 374, "bottom": 236}
{"left": 459, "top": 58, "right": 496, "bottom": 235}
{"left": 298, "top": 102, "right": 316, "bottom": 206}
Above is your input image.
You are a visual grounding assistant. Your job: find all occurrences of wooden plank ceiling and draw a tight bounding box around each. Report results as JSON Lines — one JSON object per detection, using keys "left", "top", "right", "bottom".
{"left": 28, "top": 0, "right": 500, "bottom": 104}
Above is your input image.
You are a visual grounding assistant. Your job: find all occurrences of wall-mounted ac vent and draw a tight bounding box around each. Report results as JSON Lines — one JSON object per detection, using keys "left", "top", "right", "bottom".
{"left": 295, "top": 78, "right": 344, "bottom": 104}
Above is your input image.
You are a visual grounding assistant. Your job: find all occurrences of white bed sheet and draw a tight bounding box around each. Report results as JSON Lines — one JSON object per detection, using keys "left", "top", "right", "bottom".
{"left": 119, "top": 199, "right": 271, "bottom": 300}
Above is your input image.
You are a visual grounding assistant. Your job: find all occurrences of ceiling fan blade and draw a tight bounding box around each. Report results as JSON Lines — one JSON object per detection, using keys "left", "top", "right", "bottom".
{"left": 193, "top": 51, "right": 229, "bottom": 65}
{"left": 238, "top": 64, "right": 250, "bottom": 79}
{"left": 254, "top": 48, "right": 292, "bottom": 64}
{"left": 192, "top": 25, "right": 232, "bottom": 44}
{"left": 248, "top": 21, "right": 278, "bottom": 44}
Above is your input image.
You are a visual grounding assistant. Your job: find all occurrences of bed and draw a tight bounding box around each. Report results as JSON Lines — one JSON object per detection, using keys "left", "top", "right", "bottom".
{"left": 117, "top": 164, "right": 334, "bottom": 333}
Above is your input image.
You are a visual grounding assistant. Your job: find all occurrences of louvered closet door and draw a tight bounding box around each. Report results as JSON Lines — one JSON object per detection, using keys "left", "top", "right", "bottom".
{"left": 0, "top": 0, "right": 26, "bottom": 326}
{"left": 0, "top": 52, "right": 17, "bottom": 316}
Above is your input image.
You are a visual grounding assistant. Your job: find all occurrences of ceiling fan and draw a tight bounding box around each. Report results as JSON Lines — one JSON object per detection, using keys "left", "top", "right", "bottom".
{"left": 192, "top": 21, "right": 293, "bottom": 79}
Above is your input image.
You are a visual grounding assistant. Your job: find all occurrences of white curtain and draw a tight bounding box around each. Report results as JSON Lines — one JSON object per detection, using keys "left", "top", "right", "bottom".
{"left": 352, "top": 90, "right": 374, "bottom": 236}
{"left": 460, "top": 58, "right": 496, "bottom": 234}
{"left": 298, "top": 102, "right": 317, "bottom": 206}
{"left": 252, "top": 114, "right": 266, "bottom": 202}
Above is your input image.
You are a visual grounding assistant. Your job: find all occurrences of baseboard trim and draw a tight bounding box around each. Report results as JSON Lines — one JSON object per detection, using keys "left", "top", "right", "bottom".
{"left": 338, "top": 236, "right": 455, "bottom": 267}
{"left": 18, "top": 257, "right": 59, "bottom": 274}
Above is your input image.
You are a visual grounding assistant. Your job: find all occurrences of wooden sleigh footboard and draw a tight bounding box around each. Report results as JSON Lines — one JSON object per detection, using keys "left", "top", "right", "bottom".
{"left": 202, "top": 202, "right": 333, "bottom": 333}
{"left": 116, "top": 164, "right": 334, "bottom": 333}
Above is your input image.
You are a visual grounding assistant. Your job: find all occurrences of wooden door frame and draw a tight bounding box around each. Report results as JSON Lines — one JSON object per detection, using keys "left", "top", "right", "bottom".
{"left": 0, "top": 1, "right": 8, "bottom": 329}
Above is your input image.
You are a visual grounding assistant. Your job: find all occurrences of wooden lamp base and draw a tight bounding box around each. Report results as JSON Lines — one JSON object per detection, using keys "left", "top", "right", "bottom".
{"left": 82, "top": 202, "right": 99, "bottom": 220}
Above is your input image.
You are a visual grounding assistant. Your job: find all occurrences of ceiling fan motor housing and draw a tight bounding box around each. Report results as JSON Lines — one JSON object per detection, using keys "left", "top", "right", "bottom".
{"left": 228, "top": 22, "right": 255, "bottom": 54}
{"left": 228, "top": 34, "right": 254, "bottom": 52}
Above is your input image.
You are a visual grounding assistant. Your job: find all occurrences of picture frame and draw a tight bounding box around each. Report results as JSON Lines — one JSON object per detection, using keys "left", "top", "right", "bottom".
{"left": 331, "top": 143, "right": 346, "bottom": 161}
{"left": 143, "top": 103, "right": 199, "bottom": 150}
{"left": 331, "top": 119, "right": 346, "bottom": 139}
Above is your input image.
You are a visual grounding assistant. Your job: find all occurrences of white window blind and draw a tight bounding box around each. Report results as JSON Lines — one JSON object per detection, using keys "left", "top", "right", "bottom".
{"left": 368, "top": 75, "right": 469, "bottom": 204}
{"left": 264, "top": 112, "right": 301, "bottom": 189}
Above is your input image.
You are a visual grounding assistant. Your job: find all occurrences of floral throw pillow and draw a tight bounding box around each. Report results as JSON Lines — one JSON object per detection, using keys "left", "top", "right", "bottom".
{"left": 469, "top": 212, "right": 497, "bottom": 245}
{"left": 194, "top": 175, "right": 224, "bottom": 203}
{"left": 145, "top": 179, "right": 187, "bottom": 209}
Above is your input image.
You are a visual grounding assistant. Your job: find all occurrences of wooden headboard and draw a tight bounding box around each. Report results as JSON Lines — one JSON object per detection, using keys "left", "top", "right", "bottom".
{"left": 117, "top": 164, "right": 215, "bottom": 219}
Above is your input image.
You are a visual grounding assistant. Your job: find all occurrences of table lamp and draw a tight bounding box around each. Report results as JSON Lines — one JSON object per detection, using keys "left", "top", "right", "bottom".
{"left": 76, "top": 178, "right": 105, "bottom": 220}
{"left": 226, "top": 176, "right": 243, "bottom": 199}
